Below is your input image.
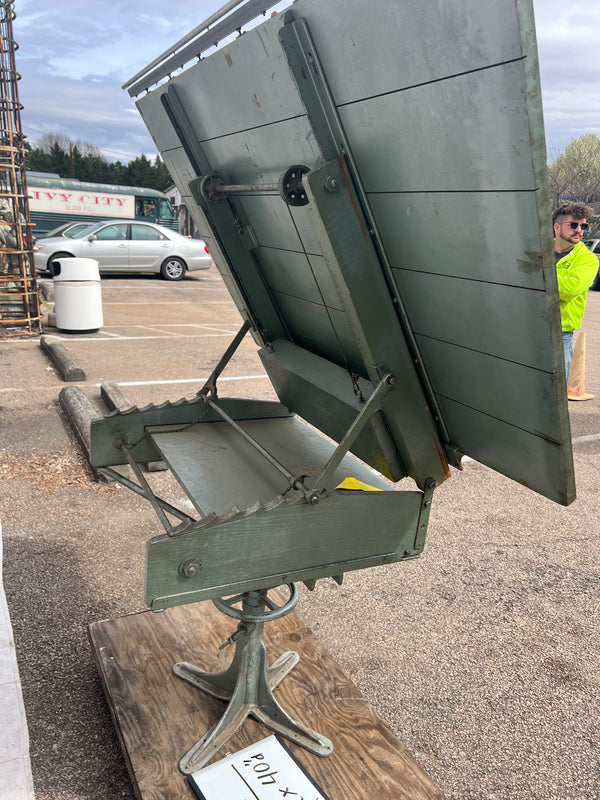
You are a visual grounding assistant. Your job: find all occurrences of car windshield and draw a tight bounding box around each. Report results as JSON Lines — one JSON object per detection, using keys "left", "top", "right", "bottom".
{"left": 44, "top": 223, "right": 75, "bottom": 237}
{"left": 70, "top": 222, "right": 113, "bottom": 238}
{"left": 64, "top": 223, "right": 94, "bottom": 237}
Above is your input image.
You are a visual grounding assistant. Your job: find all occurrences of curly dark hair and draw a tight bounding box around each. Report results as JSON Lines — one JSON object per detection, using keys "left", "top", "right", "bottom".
{"left": 552, "top": 202, "right": 594, "bottom": 226}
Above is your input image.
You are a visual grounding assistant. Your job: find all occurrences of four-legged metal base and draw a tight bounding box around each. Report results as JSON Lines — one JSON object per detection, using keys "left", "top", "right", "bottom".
{"left": 174, "top": 587, "right": 333, "bottom": 773}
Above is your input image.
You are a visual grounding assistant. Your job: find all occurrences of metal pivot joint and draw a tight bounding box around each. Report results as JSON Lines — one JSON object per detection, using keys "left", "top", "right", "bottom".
{"left": 199, "top": 165, "right": 310, "bottom": 207}
{"left": 173, "top": 585, "right": 333, "bottom": 773}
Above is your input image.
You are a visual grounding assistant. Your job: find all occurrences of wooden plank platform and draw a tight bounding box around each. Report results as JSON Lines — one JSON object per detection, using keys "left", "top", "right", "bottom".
{"left": 89, "top": 601, "right": 446, "bottom": 800}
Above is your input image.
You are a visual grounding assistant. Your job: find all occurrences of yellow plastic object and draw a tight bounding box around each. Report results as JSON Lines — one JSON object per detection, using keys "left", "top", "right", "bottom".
{"left": 335, "top": 477, "right": 383, "bottom": 492}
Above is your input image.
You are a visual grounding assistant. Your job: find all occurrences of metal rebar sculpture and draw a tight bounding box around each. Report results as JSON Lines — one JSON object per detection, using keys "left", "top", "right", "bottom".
{"left": 0, "top": 0, "right": 40, "bottom": 337}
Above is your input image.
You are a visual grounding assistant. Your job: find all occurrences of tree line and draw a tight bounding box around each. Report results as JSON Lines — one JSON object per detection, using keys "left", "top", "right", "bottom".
{"left": 25, "top": 132, "right": 600, "bottom": 226}
{"left": 25, "top": 134, "right": 172, "bottom": 191}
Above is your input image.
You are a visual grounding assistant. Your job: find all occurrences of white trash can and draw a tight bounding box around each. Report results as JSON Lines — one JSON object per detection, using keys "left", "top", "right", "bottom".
{"left": 52, "top": 258, "right": 103, "bottom": 332}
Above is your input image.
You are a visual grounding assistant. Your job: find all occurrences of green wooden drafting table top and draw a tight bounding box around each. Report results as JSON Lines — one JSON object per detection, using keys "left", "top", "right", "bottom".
{"left": 88, "top": 0, "right": 577, "bottom": 773}
{"left": 128, "top": 0, "right": 573, "bottom": 507}
{"left": 92, "top": 0, "right": 576, "bottom": 603}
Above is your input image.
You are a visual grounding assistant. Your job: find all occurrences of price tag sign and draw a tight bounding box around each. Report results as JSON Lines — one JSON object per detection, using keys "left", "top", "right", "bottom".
{"left": 188, "top": 735, "right": 330, "bottom": 800}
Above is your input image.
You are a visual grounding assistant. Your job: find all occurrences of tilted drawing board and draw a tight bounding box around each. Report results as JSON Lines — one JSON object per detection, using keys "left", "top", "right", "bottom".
{"left": 92, "top": 0, "right": 577, "bottom": 605}
{"left": 129, "top": 0, "right": 573, "bottom": 505}
{"left": 88, "top": 0, "right": 575, "bottom": 772}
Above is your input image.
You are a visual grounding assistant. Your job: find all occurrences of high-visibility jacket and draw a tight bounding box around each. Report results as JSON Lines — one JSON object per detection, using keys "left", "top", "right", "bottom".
{"left": 555, "top": 241, "right": 599, "bottom": 331}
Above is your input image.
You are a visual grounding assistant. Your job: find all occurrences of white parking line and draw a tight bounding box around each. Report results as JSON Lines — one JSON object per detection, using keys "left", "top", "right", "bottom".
{"left": 44, "top": 333, "right": 239, "bottom": 342}
{"left": 115, "top": 374, "right": 268, "bottom": 387}
{"left": 100, "top": 301, "right": 231, "bottom": 306}
{"left": 572, "top": 433, "right": 600, "bottom": 443}
{"left": 0, "top": 374, "right": 270, "bottom": 394}
{"left": 137, "top": 325, "right": 183, "bottom": 336}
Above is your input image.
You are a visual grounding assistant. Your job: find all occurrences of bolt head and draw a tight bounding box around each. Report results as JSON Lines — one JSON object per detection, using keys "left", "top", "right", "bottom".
{"left": 179, "top": 558, "right": 201, "bottom": 578}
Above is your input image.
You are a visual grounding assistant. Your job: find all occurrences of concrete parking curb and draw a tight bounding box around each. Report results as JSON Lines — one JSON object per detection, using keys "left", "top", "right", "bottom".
{"left": 58, "top": 386, "right": 103, "bottom": 481}
{"left": 40, "top": 335, "right": 86, "bottom": 382}
{"left": 100, "top": 381, "right": 134, "bottom": 413}
{"left": 38, "top": 280, "right": 53, "bottom": 301}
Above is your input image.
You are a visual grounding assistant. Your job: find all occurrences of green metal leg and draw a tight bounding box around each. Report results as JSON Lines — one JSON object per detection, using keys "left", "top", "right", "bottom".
{"left": 174, "top": 591, "right": 333, "bottom": 774}
{"left": 174, "top": 646, "right": 299, "bottom": 701}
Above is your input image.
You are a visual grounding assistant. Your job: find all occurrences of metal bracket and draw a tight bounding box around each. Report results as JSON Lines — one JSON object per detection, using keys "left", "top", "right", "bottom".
{"left": 415, "top": 481, "right": 435, "bottom": 550}
{"left": 115, "top": 441, "right": 189, "bottom": 534}
{"left": 196, "top": 394, "right": 315, "bottom": 499}
{"left": 280, "top": 13, "right": 450, "bottom": 446}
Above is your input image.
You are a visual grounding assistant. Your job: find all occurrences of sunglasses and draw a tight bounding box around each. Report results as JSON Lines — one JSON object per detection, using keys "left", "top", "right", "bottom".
{"left": 564, "top": 221, "right": 589, "bottom": 231}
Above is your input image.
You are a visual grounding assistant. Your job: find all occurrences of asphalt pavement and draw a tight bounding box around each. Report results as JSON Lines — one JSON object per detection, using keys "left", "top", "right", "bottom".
{"left": 1, "top": 268, "right": 599, "bottom": 800}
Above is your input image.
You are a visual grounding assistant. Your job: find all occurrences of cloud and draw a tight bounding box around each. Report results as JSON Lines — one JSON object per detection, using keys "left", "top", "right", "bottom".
{"left": 533, "top": 0, "right": 600, "bottom": 151}
{"left": 11, "top": 0, "right": 600, "bottom": 162}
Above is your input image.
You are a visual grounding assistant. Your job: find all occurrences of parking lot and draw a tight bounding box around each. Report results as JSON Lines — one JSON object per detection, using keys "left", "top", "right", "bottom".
{"left": 1, "top": 268, "right": 599, "bottom": 800}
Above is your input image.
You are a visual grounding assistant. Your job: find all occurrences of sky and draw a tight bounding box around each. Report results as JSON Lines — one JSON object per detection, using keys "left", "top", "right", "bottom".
{"left": 12, "top": 0, "right": 600, "bottom": 165}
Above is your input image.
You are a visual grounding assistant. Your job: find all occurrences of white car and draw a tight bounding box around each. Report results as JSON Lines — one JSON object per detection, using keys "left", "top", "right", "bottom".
{"left": 34, "top": 220, "right": 212, "bottom": 281}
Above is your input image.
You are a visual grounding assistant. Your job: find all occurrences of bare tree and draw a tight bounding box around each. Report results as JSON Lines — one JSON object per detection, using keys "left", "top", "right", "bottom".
{"left": 37, "top": 132, "right": 103, "bottom": 159}
{"left": 548, "top": 134, "right": 600, "bottom": 214}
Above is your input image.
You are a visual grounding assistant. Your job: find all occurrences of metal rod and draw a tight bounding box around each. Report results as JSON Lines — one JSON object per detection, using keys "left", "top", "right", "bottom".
{"left": 98, "top": 467, "right": 196, "bottom": 523}
{"left": 118, "top": 445, "right": 177, "bottom": 533}
{"left": 201, "top": 397, "right": 297, "bottom": 486}
{"left": 198, "top": 319, "right": 251, "bottom": 399}
{"left": 310, "top": 373, "right": 395, "bottom": 497}
{"left": 122, "top": 0, "right": 247, "bottom": 90}
{"left": 124, "top": 0, "right": 282, "bottom": 97}
{"left": 212, "top": 183, "right": 279, "bottom": 194}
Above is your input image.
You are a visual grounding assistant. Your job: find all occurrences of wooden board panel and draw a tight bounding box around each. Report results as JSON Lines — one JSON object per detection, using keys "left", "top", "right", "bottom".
{"left": 89, "top": 602, "right": 446, "bottom": 800}
{"left": 368, "top": 192, "right": 548, "bottom": 291}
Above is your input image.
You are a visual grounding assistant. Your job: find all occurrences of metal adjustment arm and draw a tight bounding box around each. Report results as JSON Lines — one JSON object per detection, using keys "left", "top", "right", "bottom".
{"left": 198, "top": 318, "right": 251, "bottom": 400}
{"left": 116, "top": 440, "right": 192, "bottom": 533}
{"left": 198, "top": 394, "right": 313, "bottom": 497}
{"left": 98, "top": 466, "right": 195, "bottom": 526}
{"left": 309, "top": 373, "right": 396, "bottom": 500}
{"left": 174, "top": 586, "right": 333, "bottom": 773}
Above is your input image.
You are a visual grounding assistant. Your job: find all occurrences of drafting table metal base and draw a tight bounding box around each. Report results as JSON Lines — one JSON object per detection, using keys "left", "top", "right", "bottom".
{"left": 174, "top": 587, "right": 333, "bottom": 773}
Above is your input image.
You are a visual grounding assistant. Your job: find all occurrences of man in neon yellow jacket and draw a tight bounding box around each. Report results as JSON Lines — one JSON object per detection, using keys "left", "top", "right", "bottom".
{"left": 552, "top": 202, "right": 598, "bottom": 381}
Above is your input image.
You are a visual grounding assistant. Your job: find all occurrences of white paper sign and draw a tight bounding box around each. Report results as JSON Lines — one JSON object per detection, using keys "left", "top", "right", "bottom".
{"left": 188, "top": 735, "right": 330, "bottom": 800}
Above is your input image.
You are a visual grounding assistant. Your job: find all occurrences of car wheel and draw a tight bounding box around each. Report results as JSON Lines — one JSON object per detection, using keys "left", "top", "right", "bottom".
{"left": 47, "top": 252, "right": 73, "bottom": 277}
{"left": 160, "top": 257, "right": 186, "bottom": 281}
{"left": 591, "top": 268, "right": 600, "bottom": 291}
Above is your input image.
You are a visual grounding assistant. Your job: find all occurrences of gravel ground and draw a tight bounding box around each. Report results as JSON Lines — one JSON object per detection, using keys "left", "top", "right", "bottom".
{"left": 1, "top": 275, "right": 598, "bottom": 800}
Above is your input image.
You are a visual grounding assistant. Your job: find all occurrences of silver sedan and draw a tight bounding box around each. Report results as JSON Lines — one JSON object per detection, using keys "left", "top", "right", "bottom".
{"left": 34, "top": 220, "right": 212, "bottom": 281}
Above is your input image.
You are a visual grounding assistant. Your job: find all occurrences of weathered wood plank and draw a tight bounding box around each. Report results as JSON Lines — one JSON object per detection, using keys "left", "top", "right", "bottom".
{"left": 89, "top": 602, "right": 446, "bottom": 800}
